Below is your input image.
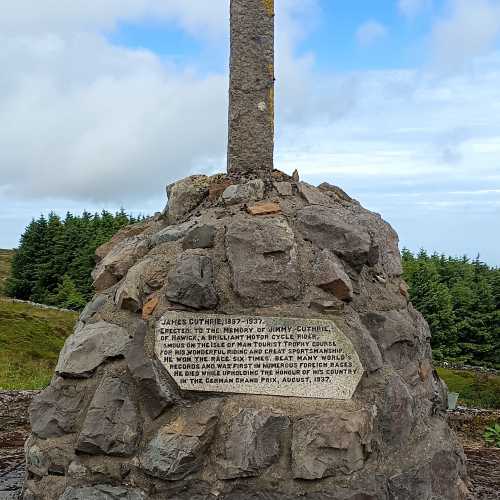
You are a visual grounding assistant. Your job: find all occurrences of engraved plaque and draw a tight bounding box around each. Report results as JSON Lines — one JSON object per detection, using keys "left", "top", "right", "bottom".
{"left": 155, "top": 313, "right": 364, "bottom": 399}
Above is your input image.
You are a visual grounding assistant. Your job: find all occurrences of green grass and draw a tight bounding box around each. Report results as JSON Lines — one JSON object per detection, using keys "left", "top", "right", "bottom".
{"left": 0, "top": 299, "right": 77, "bottom": 389}
{"left": 0, "top": 249, "right": 14, "bottom": 296}
{"left": 437, "top": 367, "right": 500, "bottom": 409}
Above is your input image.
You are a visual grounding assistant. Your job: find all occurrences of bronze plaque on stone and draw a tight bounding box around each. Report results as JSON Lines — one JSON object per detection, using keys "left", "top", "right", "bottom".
{"left": 155, "top": 313, "right": 363, "bottom": 399}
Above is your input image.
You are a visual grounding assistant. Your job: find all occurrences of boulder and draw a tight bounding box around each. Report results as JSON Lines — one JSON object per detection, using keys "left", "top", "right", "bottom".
{"left": 313, "top": 250, "right": 353, "bottom": 301}
{"left": 309, "top": 298, "right": 345, "bottom": 314}
{"left": 92, "top": 236, "right": 150, "bottom": 291}
{"left": 149, "top": 220, "right": 195, "bottom": 247}
{"left": 318, "top": 182, "right": 356, "bottom": 204}
{"left": 380, "top": 374, "right": 415, "bottom": 446}
{"left": 23, "top": 477, "right": 66, "bottom": 500}
{"left": 209, "top": 180, "right": 232, "bottom": 201}
{"left": 431, "top": 450, "right": 467, "bottom": 499}
{"left": 246, "top": 201, "right": 282, "bottom": 216}
{"left": 56, "top": 321, "right": 132, "bottom": 378}
{"left": 95, "top": 223, "right": 149, "bottom": 263}
{"left": 343, "top": 320, "right": 384, "bottom": 374}
{"left": 166, "top": 253, "right": 218, "bottom": 309}
{"left": 388, "top": 465, "right": 432, "bottom": 500}
{"left": 126, "top": 323, "right": 175, "bottom": 419}
{"left": 297, "top": 206, "right": 372, "bottom": 270}
{"left": 30, "top": 377, "right": 94, "bottom": 439}
{"left": 67, "top": 459, "right": 125, "bottom": 483}
{"left": 292, "top": 409, "right": 374, "bottom": 480}
{"left": 182, "top": 224, "right": 217, "bottom": 250}
{"left": 59, "top": 485, "right": 147, "bottom": 500}
{"left": 274, "top": 181, "right": 293, "bottom": 196}
{"left": 79, "top": 294, "right": 107, "bottom": 325}
{"left": 225, "top": 217, "right": 300, "bottom": 305}
{"left": 77, "top": 376, "right": 140, "bottom": 457}
{"left": 360, "top": 311, "right": 417, "bottom": 370}
{"left": 25, "top": 434, "right": 76, "bottom": 477}
{"left": 222, "top": 179, "right": 265, "bottom": 205}
{"left": 115, "top": 255, "right": 171, "bottom": 312}
{"left": 138, "top": 398, "right": 222, "bottom": 481}
{"left": 216, "top": 408, "right": 289, "bottom": 479}
{"left": 165, "top": 175, "right": 210, "bottom": 222}
{"left": 297, "top": 182, "right": 332, "bottom": 206}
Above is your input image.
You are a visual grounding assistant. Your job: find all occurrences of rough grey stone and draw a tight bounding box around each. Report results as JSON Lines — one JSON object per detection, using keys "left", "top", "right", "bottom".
{"left": 30, "top": 377, "right": 93, "bottom": 439}
{"left": 56, "top": 321, "right": 132, "bottom": 378}
{"left": 228, "top": 0, "right": 274, "bottom": 177}
{"left": 23, "top": 477, "right": 66, "bottom": 500}
{"left": 297, "top": 205, "right": 372, "bottom": 269}
{"left": 94, "top": 223, "right": 149, "bottom": 263}
{"left": 380, "top": 374, "right": 414, "bottom": 446}
{"left": 309, "top": 298, "right": 345, "bottom": 314}
{"left": 346, "top": 320, "right": 384, "bottom": 374}
{"left": 361, "top": 311, "right": 417, "bottom": 370}
{"left": 127, "top": 322, "right": 175, "bottom": 419}
{"left": 298, "top": 182, "right": 332, "bottom": 206}
{"left": 292, "top": 409, "right": 374, "bottom": 480}
{"left": 216, "top": 408, "right": 289, "bottom": 479}
{"left": 138, "top": 398, "right": 222, "bottom": 481}
{"left": 150, "top": 220, "right": 195, "bottom": 247}
{"left": 77, "top": 376, "right": 140, "bottom": 457}
{"left": 166, "top": 253, "right": 218, "bottom": 309}
{"left": 115, "top": 255, "right": 171, "bottom": 312}
{"left": 388, "top": 465, "right": 432, "bottom": 500}
{"left": 92, "top": 236, "right": 150, "bottom": 291}
{"left": 165, "top": 175, "right": 210, "bottom": 222}
{"left": 25, "top": 434, "right": 76, "bottom": 477}
{"left": 431, "top": 450, "right": 465, "bottom": 499}
{"left": 79, "top": 294, "right": 107, "bottom": 324}
{"left": 183, "top": 224, "right": 217, "bottom": 250}
{"left": 226, "top": 216, "right": 300, "bottom": 305}
{"left": 222, "top": 179, "right": 265, "bottom": 205}
{"left": 274, "top": 181, "right": 293, "bottom": 196}
{"left": 318, "top": 182, "right": 356, "bottom": 204}
{"left": 313, "top": 249, "right": 353, "bottom": 301}
{"left": 60, "top": 485, "right": 147, "bottom": 500}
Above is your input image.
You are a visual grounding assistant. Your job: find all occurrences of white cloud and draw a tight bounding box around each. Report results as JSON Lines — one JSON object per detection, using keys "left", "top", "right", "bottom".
{"left": 0, "top": 0, "right": 228, "bottom": 38}
{"left": 356, "top": 20, "right": 387, "bottom": 47}
{"left": 430, "top": 0, "right": 500, "bottom": 71}
{"left": 0, "top": 32, "right": 228, "bottom": 202}
{"left": 398, "top": 0, "right": 432, "bottom": 18}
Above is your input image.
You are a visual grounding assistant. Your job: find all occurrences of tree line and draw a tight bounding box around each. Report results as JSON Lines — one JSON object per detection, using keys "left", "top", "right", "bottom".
{"left": 5, "top": 211, "right": 142, "bottom": 310}
{"left": 4, "top": 213, "right": 499, "bottom": 368}
{"left": 403, "top": 249, "right": 499, "bottom": 369}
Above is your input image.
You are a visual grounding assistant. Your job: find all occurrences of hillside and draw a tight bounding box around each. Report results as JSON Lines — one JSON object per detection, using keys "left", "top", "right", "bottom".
{"left": 0, "top": 250, "right": 74, "bottom": 389}
{"left": 0, "top": 299, "right": 77, "bottom": 389}
{"left": 0, "top": 249, "right": 14, "bottom": 296}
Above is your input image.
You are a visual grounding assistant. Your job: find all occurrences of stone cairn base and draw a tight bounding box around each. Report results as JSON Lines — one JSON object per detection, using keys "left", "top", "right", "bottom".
{"left": 24, "top": 172, "right": 470, "bottom": 500}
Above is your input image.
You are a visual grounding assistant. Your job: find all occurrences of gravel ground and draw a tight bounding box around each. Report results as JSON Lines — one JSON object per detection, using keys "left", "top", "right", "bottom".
{"left": 1, "top": 391, "right": 499, "bottom": 499}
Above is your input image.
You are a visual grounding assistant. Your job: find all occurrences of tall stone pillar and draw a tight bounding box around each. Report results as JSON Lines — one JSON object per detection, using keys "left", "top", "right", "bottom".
{"left": 227, "top": 0, "right": 275, "bottom": 179}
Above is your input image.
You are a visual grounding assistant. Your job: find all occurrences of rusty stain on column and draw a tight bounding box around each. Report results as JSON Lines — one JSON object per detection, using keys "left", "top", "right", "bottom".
{"left": 227, "top": 0, "right": 275, "bottom": 179}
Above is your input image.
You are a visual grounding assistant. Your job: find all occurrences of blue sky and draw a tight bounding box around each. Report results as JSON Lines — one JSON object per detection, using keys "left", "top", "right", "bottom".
{"left": 0, "top": 0, "right": 499, "bottom": 264}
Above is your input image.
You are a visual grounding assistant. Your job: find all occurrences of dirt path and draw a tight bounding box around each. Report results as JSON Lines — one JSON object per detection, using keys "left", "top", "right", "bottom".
{"left": 1, "top": 391, "right": 499, "bottom": 499}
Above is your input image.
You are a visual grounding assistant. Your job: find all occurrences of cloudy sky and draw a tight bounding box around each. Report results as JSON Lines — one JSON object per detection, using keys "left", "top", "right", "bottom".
{"left": 1, "top": 0, "right": 499, "bottom": 265}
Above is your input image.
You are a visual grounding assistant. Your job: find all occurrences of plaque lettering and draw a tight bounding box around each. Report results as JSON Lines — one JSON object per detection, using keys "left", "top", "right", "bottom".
{"left": 155, "top": 313, "right": 364, "bottom": 399}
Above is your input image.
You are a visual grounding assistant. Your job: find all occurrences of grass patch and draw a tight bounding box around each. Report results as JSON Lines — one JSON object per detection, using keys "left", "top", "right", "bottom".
{"left": 0, "top": 249, "right": 14, "bottom": 296}
{"left": 0, "top": 298, "right": 77, "bottom": 389}
{"left": 437, "top": 367, "right": 500, "bottom": 409}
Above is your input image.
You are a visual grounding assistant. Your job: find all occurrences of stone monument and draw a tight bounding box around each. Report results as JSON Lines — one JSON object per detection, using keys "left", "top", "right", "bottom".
{"left": 23, "top": 1, "right": 470, "bottom": 499}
